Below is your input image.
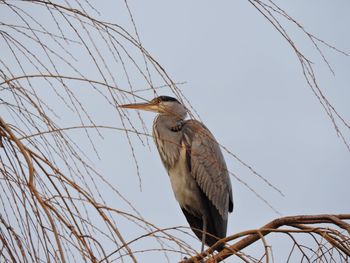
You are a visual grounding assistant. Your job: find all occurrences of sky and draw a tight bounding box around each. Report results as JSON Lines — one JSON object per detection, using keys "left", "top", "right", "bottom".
{"left": 103, "top": 1, "right": 350, "bottom": 261}
{"left": 1, "top": 0, "right": 350, "bottom": 262}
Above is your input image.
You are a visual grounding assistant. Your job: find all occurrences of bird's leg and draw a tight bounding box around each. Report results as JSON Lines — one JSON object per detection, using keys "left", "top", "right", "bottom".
{"left": 201, "top": 216, "right": 207, "bottom": 253}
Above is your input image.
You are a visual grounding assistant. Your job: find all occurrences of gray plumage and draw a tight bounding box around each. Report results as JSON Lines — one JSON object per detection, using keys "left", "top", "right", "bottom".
{"left": 120, "top": 96, "right": 233, "bottom": 250}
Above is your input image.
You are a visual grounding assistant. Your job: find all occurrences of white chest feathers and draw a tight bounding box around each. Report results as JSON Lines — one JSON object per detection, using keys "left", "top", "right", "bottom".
{"left": 168, "top": 143, "right": 204, "bottom": 216}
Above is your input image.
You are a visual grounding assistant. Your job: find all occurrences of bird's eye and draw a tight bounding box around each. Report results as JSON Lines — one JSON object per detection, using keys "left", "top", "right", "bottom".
{"left": 152, "top": 98, "right": 160, "bottom": 104}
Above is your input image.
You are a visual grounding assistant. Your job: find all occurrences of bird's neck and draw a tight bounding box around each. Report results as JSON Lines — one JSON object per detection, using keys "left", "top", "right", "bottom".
{"left": 156, "top": 114, "right": 184, "bottom": 129}
{"left": 153, "top": 114, "right": 185, "bottom": 169}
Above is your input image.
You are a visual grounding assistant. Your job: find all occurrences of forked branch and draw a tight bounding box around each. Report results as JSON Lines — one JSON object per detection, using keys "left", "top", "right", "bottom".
{"left": 182, "top": 214, "right": 350, "bottom": 263}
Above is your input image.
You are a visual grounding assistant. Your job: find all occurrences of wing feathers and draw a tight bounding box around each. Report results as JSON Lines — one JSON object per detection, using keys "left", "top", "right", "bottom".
{"left": 182, "top": 120, "right": 233, "bottom": 220}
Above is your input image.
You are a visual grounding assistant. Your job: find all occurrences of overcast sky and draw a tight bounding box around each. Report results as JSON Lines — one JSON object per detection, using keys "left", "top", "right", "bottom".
{"left": 113, "top": 1, "right": 350, "bottom": 261}
{"left": 1, "top": 1, "right": 350, "bottom": 262}
{"left": 108, "top": 1, "right": 350, "bottom": 261}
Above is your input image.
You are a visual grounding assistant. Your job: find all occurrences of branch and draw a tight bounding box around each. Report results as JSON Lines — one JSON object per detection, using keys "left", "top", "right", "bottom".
{"left": 182, "top": 214, "right": 350, "bottom": 263}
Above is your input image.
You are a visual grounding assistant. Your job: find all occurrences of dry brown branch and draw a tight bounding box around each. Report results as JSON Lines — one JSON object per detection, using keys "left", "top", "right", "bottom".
{"left": 0, "top": 0, "right": 349, "bottom": 262}
{"left": 181, "top": 214, "right": 350, "bottom": 263}
{"left": 247, "top": 0, "right": 350, "bottom": 151}
{"left": 0, "top": 1, "right": 193, "bottom": 261}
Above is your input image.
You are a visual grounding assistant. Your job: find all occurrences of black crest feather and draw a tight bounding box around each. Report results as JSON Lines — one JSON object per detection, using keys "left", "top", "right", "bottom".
{"left": 155, "top": 96, "right": 180, "bottom": 103}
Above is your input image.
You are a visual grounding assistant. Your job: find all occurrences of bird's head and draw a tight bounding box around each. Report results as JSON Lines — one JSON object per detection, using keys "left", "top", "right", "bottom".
{"left": 119, "top": 96, "right": 187, "bottom": 118}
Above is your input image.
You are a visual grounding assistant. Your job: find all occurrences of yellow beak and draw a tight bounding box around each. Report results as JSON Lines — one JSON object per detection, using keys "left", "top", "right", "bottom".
{"left": 119, "top": 102, "right": 161, "bottom": 112}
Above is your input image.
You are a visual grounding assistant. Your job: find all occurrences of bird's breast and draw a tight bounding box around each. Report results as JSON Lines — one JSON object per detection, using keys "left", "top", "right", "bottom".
{"left": 168, "top": 143, "right": 204, "bottom": 216}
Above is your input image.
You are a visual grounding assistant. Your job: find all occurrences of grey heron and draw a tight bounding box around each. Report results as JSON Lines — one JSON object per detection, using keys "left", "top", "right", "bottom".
{"left": 120, "top": 96, "right": 233, "bottom": 252}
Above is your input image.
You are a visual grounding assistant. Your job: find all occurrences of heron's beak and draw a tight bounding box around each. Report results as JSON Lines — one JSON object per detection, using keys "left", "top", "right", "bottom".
{"left": 119, "top": 101, "right": 160, "bottom": 112}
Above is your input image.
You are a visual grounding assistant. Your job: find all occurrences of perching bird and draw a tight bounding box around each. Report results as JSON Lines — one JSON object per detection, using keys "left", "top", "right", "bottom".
{"left": 120, "top": 96, "right": 233, "bottom": 252}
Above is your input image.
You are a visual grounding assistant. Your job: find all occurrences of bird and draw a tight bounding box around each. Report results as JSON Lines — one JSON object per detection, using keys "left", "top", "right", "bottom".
{"left": 120, "top": 96, "right": 233, "bottom": 252}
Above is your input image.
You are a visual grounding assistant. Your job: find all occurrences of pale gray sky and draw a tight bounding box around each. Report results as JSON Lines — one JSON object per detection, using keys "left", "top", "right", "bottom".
{"left": 110, "top": 1, "right": 350, "bottom": 261}
{"left": 1, "top": 0, "right": 349, "bottom": 262}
